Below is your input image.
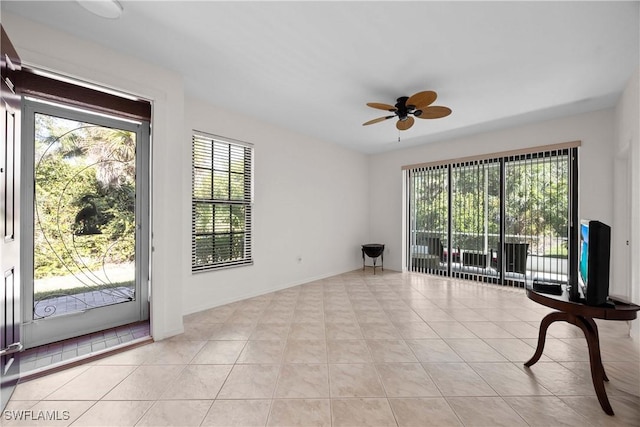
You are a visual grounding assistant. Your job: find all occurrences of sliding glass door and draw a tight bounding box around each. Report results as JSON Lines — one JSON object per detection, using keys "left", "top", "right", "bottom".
{"left": 406, "top": 146, "right": 575, "bottom": 287}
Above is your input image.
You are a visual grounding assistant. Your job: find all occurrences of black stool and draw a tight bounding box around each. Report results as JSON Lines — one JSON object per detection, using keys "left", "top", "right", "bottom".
{"left": 362, "top": 244, "right": 384, "bottom": 274}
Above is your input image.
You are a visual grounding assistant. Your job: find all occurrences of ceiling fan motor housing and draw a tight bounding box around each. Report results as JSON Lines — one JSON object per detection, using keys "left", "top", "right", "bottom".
{"left": 395, "top": 96, "right": 411, "bottom": 120}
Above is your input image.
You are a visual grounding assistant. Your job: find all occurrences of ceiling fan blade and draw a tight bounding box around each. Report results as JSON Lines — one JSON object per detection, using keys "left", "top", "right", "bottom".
{"left": 363, "top": 115, "right": 395, "bottom": 126}
{"left": 366, "top": 102, "right": 397, "bottom": 112}
{"left": 406, "top": 91, "right": 437, "bottom": 109}
{"left": 415, "top": 106, "right": 452, "bottom": 119}
{"left": 396, "top": 116, "right": 415, "bottom": 131}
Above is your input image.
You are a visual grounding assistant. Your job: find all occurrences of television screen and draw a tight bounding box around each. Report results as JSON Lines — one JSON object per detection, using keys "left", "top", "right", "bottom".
{"left": 578, "top": 222, "right": 589, "bottom": 288}
{"left": 577, "top": 220, "right": 611, "bottom": 306}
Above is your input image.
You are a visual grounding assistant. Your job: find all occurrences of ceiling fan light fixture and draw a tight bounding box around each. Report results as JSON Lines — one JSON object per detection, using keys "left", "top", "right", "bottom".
{"left": 76, "top": 0, "right": 123, "bottom": 19}
{"left": 413, "top": 110, "right": 423, "bottom": 117}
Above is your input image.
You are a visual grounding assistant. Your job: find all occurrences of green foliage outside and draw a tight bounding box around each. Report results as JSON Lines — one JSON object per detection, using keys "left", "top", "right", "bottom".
{"left": 34, "top": 114, "right": 136, "bottom": 282}
{"left": 411, "top": 156, "right": 569, "bottom": 257}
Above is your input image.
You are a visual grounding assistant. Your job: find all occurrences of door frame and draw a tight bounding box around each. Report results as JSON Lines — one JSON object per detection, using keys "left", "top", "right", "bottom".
{"left": 1, "top": 24, "right": 22, "bottom": 411}
{"left": 21, "top": 98, "right": 150, "bottom": 348}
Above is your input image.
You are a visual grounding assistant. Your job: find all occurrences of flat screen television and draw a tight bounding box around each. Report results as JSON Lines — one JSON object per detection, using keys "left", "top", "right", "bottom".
{"left": 578, "top": 220, "right": 611, "bottom": 306}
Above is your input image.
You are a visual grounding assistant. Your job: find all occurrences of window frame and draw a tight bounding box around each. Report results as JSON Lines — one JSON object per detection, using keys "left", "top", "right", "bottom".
{"left": 191, "top": 131, "right": 254, "bottom": 272}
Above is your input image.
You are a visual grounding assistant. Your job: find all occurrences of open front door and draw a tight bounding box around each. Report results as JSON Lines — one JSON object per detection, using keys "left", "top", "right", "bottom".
{"left": 1, "top": 26, "right": 22, "bottom": 411}
{"left": 21, "top": 100, "right": 149, "bottom": 347}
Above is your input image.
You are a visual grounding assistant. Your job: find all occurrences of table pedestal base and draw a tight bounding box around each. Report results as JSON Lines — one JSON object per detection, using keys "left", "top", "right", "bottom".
{"left": 524, "top": 311, "right": 612, "bottom": 415}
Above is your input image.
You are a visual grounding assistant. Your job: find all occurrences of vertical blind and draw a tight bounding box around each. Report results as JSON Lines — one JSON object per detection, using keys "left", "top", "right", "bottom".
{"left": 406, "top": 143, "right": 577, "bottom": 287}
{"left": 408, "top": 164, "right": 448, "bottom": 276}
{"left": 192, "top": 132, "right": 253, "bottom": 272}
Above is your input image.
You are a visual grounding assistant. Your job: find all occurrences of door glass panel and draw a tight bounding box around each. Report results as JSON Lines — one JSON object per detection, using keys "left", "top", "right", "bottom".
{"left": 408, "top": 165, "right": 449, "bottom": 275}
{"left": 450, "top": 160, "right": 500, "bottom": 278}
{"left": 33, "top": 113, "right": 136, "bottom": 319}
{"left": 504, "top": 153, "right": 569, "bottom": 284}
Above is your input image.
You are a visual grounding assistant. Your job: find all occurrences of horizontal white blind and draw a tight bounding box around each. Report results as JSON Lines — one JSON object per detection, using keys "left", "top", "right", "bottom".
{"left": 192, "top": 133, "right": 253, "bottom": 272}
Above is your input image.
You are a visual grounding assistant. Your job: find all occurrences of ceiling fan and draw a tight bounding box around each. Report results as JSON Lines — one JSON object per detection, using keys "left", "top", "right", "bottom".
{"left": 363, "top": 90, "right": 452, "bottom": 131}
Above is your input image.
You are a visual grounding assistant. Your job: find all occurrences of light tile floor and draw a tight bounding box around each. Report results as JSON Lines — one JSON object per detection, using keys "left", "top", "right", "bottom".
{"left": 5, "top": 270, "right": 640, "bottom": 426}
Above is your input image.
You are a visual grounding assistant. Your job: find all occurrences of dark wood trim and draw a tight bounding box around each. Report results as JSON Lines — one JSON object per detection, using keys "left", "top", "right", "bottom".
{"left": 1, "top": 25, "right": 21, "bottom": 72}
{"left": 1, "top": 25, "right": 22, "bottom": 110}
{"left": 18, "top": 71, "right": 151, "bottom": 121}
{"left": 526, "top": 288, "right": 639, "bottom": 321}
{"left": 3, "top": 25, "right": 149, "bottom": 120}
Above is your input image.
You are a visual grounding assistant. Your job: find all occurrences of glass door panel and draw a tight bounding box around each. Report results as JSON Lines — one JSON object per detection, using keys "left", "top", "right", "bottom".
{"left": 504, "top": 152, "right": 570, "bottom": 284}
{"left": 450, "top": 160, "right": 500, "bottom": 280}
{"left": 407, "top": 165, "right": 448, "bottom": 275}
{"left": 33, "top": 113, "right": 136, "bottom": 318}
{"left": 23, "top": 100, "right": 149, "bottom": 348}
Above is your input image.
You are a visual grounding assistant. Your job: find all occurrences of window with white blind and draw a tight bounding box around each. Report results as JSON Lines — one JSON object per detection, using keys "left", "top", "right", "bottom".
{"left": 192, "top": 132, "right": 253, "bottom": 272}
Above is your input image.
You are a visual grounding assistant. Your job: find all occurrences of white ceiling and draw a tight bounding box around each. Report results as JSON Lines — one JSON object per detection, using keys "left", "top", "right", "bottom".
{"left": 3, "top": 1, "right": 639, "bottom": 154}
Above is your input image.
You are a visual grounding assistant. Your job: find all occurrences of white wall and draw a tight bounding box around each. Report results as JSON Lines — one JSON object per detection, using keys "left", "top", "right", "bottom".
{"left": 183, "top": 97, "right": 369, "bottom": 314}
{"left": 3, "top": 12, "right": 371, "bottom": 336}
{"left": 369, "top": 110, "right": 616, "bottom": 272}
{"left": 614, "top": 68, "right": 640, "bottom": 340}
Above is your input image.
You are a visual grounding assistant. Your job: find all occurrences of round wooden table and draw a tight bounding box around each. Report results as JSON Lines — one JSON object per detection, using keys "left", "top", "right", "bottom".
{"left": 525, "top": 287, "right": 639, "bottom": 415}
